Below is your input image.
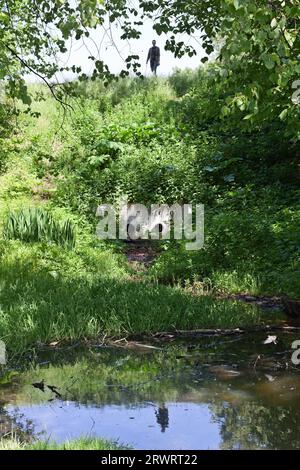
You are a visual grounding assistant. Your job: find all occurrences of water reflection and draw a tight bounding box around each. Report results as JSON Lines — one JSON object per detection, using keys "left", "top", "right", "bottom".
{"left": 8, "top": 402, "right": 220, "bottom": 450}
{"left": 0, "top": 334, "right": 300, "bottom": 449}
{"left": 155, "top": 404, "right": 169, "bottom": 433}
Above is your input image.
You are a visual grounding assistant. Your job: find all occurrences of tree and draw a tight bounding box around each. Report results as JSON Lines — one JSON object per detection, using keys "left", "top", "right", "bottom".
{"left": 0, "top": 0, "right": 299, "bottom": 136}
{"left": 135, "top": 0, "right": 300, "bottom": 136}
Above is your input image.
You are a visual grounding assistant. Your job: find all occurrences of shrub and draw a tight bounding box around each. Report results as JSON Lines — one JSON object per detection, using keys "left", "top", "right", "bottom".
{"left": 168, "top": 67, "right": 202, "bottom": 97}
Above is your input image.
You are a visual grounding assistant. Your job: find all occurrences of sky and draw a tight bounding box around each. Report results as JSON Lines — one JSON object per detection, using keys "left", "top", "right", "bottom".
{"left": 31, "top": 16, "right": 205, "bottom": 83}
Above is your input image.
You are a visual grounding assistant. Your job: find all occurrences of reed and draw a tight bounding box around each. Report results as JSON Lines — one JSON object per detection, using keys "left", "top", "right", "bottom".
{"left": 3, "top": 207, "right": 76, "bottom": 249}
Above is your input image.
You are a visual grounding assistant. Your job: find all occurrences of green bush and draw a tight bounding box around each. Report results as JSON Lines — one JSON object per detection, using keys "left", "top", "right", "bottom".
{"left": 0, "top": 101, "right": 14, "bottom": 174}
{"left": 168, "top": 67, "right": 202, "bottom": 97}
{"left": 5, "top": 72, "right": 300, "bottom": 307}
{"left": 29, "top": 74, "right": 299, "bottom": 302}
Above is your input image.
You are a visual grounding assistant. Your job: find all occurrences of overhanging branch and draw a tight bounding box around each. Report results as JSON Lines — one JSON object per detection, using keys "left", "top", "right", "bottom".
{"left": 2, "top": 42, "right": 74, "bottom": 111}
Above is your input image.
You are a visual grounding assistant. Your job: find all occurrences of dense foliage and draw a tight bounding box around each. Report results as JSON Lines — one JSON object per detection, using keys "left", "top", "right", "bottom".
{"left": 25, "top": 73, "right": 297, "bottom": 299}
{"left": 1, "top": 1, "right": 300, "bottom": 137}
{"left": 0, "top": 2, "right": 299, "bottom": 354}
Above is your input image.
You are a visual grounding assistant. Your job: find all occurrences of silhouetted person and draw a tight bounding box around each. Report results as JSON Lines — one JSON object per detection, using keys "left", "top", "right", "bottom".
{"left": 155, "top": 404, "right": 169, "bottom": 433}
{"left": 147, "top": 40, "right": 160, "bottom": 76}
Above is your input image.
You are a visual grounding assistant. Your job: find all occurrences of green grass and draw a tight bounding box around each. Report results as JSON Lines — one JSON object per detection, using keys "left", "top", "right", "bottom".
{"left": 0, "top": 437, "right": 129, "bottom": 450}
{"left": 0, "top": 239, "right": 273, "bottom": 355}
{"left": 0, "top": 75, "right": 296, "bottom": 359}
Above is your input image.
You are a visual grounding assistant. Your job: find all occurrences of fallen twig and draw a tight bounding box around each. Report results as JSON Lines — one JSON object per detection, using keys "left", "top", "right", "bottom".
{"left": 108, "top": 340, "right": 162, "bottom": 351}
{"left": 150, "top": 325, "right": 300, "bottom": 339}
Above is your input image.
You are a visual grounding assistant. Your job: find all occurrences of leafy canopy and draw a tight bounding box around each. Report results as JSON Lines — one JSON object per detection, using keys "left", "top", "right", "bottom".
{"left": 0, "top": 0, "right": 299, "bottom": 135}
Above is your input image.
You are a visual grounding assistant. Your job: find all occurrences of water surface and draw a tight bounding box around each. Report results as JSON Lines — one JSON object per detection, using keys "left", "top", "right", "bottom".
{"left": 1, "top": 333, "right": 300, "bottom": 449}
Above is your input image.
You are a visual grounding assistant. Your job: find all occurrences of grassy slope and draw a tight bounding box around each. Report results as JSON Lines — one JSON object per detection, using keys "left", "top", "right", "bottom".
{"left": 0, "top": 80, "right": 288, "bottom": 355}
{"left": 48, "top": 77, "right": 299, "bottom": 300}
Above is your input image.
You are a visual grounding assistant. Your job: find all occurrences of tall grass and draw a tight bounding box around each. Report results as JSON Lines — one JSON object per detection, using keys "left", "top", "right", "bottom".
{"left": 3, "top": 207, "right": 76, "bottom": 249}
{"left": 0, "top": 437, "right": 129, "bottom": 450}
{"left": 0, "top": 250, "right": 273, "bottom": 355}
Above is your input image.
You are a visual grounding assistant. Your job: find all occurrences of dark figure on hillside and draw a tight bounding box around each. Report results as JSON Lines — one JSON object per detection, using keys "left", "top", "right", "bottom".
{"left": 147, "top": 40, "right": 160, "bottom": 76}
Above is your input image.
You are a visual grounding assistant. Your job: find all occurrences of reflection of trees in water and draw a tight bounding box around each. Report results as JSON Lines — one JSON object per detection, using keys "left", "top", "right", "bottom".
{"left": 17, "top": 350, "right": 192, "bottom": 407}
{"left": 211, "top": 402, "right": 300, "bottom": 450}
{"left": 0, "top": 406, "right": 13, "bottom": 437}
{"left": 8, "top": 344, "right": 300, "bottom": 449}
{"left": 0, "top": 406, "right": 35, "bottom": 442}
{"left": 155, "top": 404, "right": 169, "bottom": 433}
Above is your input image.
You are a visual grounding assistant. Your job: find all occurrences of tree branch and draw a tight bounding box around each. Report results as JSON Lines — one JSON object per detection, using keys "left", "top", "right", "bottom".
{"left": 2, "top": 42, "right": 74, "bottom": 111}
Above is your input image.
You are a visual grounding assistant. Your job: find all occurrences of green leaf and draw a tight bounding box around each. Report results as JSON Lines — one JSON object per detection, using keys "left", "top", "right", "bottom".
{"left": 233, "top": 0, "right": 240, "bottom": 10}
{"left": 279, "top": 109, "right": 288, "bottom": 121}
{"left": 261, "top": 53, "right": 275, "bottom": 70}
{"left": 270, "top": 18, "right": 278, "bottom": 29}
{"left": 0, "top": 12, "right": 9, "bottom": 24}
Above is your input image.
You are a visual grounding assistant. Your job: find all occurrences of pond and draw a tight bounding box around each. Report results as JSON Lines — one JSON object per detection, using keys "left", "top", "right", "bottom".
{"left": 1, "top": 332, "right": 300, "bottom": 450}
